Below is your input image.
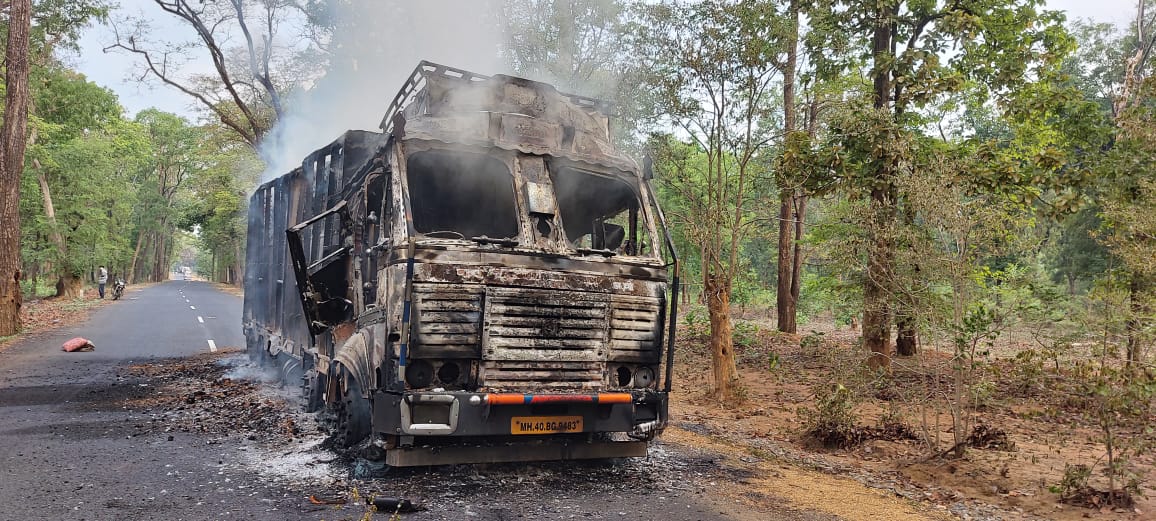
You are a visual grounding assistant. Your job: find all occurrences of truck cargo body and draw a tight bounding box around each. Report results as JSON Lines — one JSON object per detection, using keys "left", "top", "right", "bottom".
{"left": 243, "top": 62, "right": 678, "bottom": 466}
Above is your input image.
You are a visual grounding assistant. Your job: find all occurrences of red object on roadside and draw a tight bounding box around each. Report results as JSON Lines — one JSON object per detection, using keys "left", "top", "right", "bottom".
{"left": 62, "top": 337, "right": 94, "bottom": 352}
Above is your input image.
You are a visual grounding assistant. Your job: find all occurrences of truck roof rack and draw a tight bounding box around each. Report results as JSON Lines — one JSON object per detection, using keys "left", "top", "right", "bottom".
{"left": 379, "top": 61, "right": 617, "bottom": 132}
{"left": 380, "top": 61, "right": 490, "bottom": 131}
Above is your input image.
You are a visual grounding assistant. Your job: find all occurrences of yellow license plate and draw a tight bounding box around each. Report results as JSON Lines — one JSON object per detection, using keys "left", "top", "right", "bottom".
{"left": 511, "top": 416, "right": 583, "bottom": 435}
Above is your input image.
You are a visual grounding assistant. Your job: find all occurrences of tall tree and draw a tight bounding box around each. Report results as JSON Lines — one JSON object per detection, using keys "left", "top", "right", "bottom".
{"left": 775, "top": 0, "right": 803, "bottom": 333}
{"left": 807, "top": 0, "right": 1070, "bottom": 369}
{"left": 1102, "top": 0, "right": 1156, "bottom": 366}
{"left": 105, "top": 0, "right": 303, "bottom": 149}
{"left": 179, "top": 126, "right": 261, "bottom": 285}
{"left": 9, "top": 0, "right": 114, "bottom": 300}
{"left": 501, "top": 0, "right": 625, "bottom": 96}
{"left": 633, "top": 0, "right": 785, "bottom": 399}
{"left": 129, "top": 110, "right": 199, "bottom": 283}
{"left": 0, "top": 0, "right": 34, "bottom": 335}
{"left": 26, "top": 68, "right": 125, "bottom": 297}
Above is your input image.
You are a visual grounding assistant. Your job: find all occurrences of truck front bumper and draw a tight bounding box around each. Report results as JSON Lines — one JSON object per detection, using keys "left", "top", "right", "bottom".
{"left": 372, "top": 389, "right": 668, "bottom": 439}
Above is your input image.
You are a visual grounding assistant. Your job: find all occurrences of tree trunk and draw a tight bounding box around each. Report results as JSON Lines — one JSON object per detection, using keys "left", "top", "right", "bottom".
{"left": 36, "top": 165, "right": 77, "bottom": 298}
{"left": 54, "top": 273, "right": 84, "bottom": 299}
{"left": 234, "top": 241, "right": 245, "bottom": 287}
{"left": 705, "top": 272, "right": 737, "bottom": 399}
{"left": 791, "top": 195, "right": 806, "bottom": 310}
{"left": 864, "top": 185, "right": 896, "bottom": 370}
{"left": 896, "top": 203, "right": 918, "bottom": 357}
{"left": 777, "top": 192, "right": 797, "bottom": 333}
{"left": 1126, "top": 276, "right": 1145, "bottom": 368}
{"left": 137, "top": 231, "right": 153, "bottom": 282}
{"left": 896, "top": 318, "right": 918, "bottom": 356}
{"left": 128, "top": 230, "right": 146, "bottom": 284}
{"left": 555, "top": 0, "right": 577, "bottom": 85}
{"left": 0, "top": 0, "right": 33, "bottom": 336}
{"left": 776, "top": 0, "right": 800, "bottom": 334}
{"left": 153, "top": 228, "right": 167, "bottom": 282}
{"left": 863, "top": 4, "right": 896, "bottom": 371}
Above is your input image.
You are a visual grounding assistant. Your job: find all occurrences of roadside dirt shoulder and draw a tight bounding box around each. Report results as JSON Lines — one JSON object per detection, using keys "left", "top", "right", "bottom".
{"left": 0, "top": 294, "right": 105, "bottom": 353}
{"left": 661, "top": 427, "right": 950, "bottom": 521}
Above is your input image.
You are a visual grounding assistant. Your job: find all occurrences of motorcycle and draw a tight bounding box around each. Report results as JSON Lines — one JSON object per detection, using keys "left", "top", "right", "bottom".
{"left": 111, "top": 278, "right": 126, "bottom": 300}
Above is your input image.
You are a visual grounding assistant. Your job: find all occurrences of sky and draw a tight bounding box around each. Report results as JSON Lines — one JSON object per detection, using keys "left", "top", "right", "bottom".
{"left": 71, "top": 0, "right": 1142, "bottom": 124}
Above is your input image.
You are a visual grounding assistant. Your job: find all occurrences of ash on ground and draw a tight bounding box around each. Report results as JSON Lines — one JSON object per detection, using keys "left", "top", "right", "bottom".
{"left": 118, "top": 351, "right": 733, "bottom": 516}
{"left": 122, "top": 351, "right": 345, "bottom": 489}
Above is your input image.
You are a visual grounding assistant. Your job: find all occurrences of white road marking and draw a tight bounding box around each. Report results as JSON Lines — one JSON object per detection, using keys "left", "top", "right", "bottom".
{"left": 197, "top": 316, "right": 204, "bottom": 323}
{"left": 207, "top": 339, "right": 217, "bottom": 352}
{"left": 189, "top": 305, "right": 196, "bottom": 310}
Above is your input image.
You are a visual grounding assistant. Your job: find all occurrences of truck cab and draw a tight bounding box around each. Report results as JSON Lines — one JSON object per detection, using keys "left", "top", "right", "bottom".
{"left": 248, "top": 62, "right": 679, "bottom": 466}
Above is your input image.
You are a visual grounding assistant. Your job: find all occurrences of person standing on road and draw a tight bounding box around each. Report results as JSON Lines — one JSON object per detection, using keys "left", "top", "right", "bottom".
{"left": 97, "top": 265, "right": 108, "bottom": 299}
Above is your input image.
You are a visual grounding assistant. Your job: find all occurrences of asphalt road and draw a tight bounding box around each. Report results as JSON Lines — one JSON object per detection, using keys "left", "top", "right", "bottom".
{"left": 0, "top": 280, "right": 845, "bottom": 521}
{"left": 0, "top": 280, "right": 312, "bottom": 521}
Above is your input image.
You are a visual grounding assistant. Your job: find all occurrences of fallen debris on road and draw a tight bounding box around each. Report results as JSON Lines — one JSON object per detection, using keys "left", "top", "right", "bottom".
{"left": 62, "top": 337, "right": 95, "bottom": 352}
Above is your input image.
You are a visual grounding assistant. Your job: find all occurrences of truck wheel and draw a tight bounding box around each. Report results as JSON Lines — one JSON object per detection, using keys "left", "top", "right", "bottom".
{"left": 302, "top": 367, "right": 326, "bottom": 413}
{"left": 332, "top": 365, "right": 371, "bottom": 447}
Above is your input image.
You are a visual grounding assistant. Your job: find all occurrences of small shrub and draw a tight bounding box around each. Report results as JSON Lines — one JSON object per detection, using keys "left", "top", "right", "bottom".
{"left": 970, "top": 379, "right": 998, "bottom": 410}
{"left": 800, "top": 382, "right": 862, "bottom": 448}
{"left": 800, "top": 330, "right": 825, "bottom": 351}
{"left": 683, "top": 307, "right": 709, "bottom": 339}
{"left": 732, "top": 320, "right": 761, "bottom": 349}
{"left": 966, "top": 423, "right": 1015, "bottom": 451}
{"left": 766, "top": 351, "right": 780, "bottom": 372}
{"left": 1050, "top": 464, "right": 1092, "bottom": 499}
{"left": 1009, "top": 348, "right": 1047, "bottom": 396}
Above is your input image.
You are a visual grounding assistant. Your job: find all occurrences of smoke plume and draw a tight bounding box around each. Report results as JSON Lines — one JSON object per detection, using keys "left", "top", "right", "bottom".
{"left": 259, "top": 0, "right": 505, "bottom": 180}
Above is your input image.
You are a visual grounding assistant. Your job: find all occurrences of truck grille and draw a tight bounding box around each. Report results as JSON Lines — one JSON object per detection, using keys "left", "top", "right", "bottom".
{"left": 412, "top": 286, "right": 483, "bottom": 358}
{"left": 412, "top": 285, "right": 662, "bottom": 389}
{"left": 483, "top": 288, "right": 608, "bottom": 389}
{"left": 608, "top": 295, "right": 662, "bottom": 363}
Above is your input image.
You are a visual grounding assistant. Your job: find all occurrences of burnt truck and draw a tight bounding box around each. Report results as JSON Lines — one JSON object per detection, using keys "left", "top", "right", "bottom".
{"left": 243, "top": 62, "right": 679, "bottom": 466}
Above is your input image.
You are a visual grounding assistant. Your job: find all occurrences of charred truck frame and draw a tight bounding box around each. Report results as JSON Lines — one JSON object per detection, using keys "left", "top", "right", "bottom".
{"left": 243, "top": 62, "right": 679, "bottom": 466}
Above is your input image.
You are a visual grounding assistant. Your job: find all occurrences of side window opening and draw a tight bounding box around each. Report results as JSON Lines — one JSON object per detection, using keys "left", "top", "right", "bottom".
{"left": 406, "top": 150, "right": 519, "bottom": 239}
{"left": 551, "top": 167, "right": 650, "bottom": 256}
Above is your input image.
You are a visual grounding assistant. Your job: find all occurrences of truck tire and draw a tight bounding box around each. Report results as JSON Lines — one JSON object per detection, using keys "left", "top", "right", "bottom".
{"left": 332, "top": 364, "right": 371, "bottom": 447}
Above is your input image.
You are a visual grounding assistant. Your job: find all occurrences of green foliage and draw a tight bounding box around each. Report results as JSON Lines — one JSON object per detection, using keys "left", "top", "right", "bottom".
{"left": 729, "top": 268, "right": 766, "bottom": 311}
{"left": 799, "top": 382, "right": 860, "bottom": 448}
{"left": 952, "top": 304, "right": 999, "bottom": 362}
{"left": 501, "top": 0, "right": 626, "bottom": 97}
{"left": 1046, "top": 208, "right": 1110, "bottom": 294}
{"left": 30, "top": 0, "right": 111, "bottom": 55}
{"left": 798, "top": 271, "right": 860, "bottom": 326}
{"left": 731, "top": 320, "right": 761, "bottom": 349}
{"left": 682, "top": 306, "right": 709, "bottom": 339}
{"left": 20, "top": 67, "right": 149, "bottom": 285}
{"left": 1049, "top": 463, "right": 1092, "bottom": 499}
{"left": 799, "top": 331, "right": 826, "bottom": 353}
{"left": 797, "top": 198, "right": 867, "bottom": 323}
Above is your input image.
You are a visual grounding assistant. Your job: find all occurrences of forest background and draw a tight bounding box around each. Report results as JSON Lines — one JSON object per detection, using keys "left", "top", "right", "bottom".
{"left": 0, "top": 0, "right": 1153, "bottom": 511}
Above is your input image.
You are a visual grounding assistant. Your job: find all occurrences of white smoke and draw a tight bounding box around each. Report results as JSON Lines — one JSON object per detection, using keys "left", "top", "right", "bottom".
{"left": 258, "top": 0, "right": 505, "bottom": 181}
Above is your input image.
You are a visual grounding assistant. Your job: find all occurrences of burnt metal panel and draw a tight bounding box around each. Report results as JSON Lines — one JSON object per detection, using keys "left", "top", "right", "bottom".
{"left": 386, "top": 61, "right": 638, "bottom": 174}
{"left": 384, "top": 440, "right": 646, "bottom": 467}
{"left": 608, "top": 295, "right": 663, "bottom": 363}
{"left": 481, "top": 287, "right": 609, "bottom": 389}
{"left": 409, "top": 284, "right": 483, "bottom": 359}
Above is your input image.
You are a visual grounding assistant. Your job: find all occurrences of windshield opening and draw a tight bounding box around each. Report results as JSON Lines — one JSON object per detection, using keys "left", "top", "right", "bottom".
{"left": 407, "top": 150, "right": 519, "bottom": 239}
{"left": 551, "top": 167, "right": 651, "bottom": 256}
